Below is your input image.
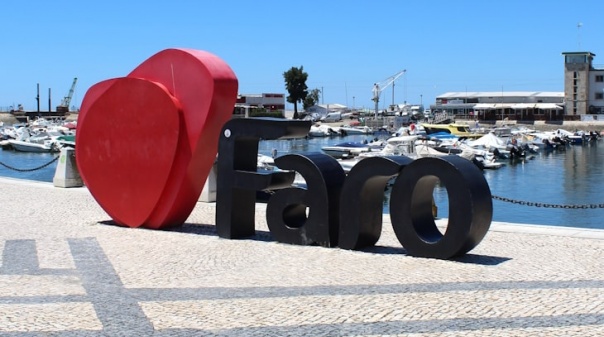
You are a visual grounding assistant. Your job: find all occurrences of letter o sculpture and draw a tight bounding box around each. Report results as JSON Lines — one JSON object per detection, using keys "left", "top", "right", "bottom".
{"left": 389, "top": 155, "right": 492, "bottom": 259}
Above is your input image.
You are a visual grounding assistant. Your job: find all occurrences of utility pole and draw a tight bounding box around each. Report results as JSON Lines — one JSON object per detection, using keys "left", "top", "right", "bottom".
{"left": 501, "top": 86, "right": 504, "bottom": 121}
{"left": 577, "top": 22, "right": 583, "bottom": 49}
{"left": 321, "top": 87, "right": 324, "bottom": 105}
{"left": 36, "top": 83, "right": 40, "bottom": 114}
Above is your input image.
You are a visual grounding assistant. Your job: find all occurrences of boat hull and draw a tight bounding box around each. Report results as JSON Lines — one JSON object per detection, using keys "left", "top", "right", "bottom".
{"left": 8, "top": 140, "right": 54, "bottom": 153}
{"left": 322, "top": 142, "right": 372, "bottom": 159}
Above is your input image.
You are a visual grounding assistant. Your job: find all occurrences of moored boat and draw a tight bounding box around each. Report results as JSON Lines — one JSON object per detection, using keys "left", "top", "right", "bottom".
{"left": 338, "top": 125, "right": 372, "bottom": 135}
{"left": 308, "top": 124, "right": 341, "bottom": 137}
{"left": 321, "top": 142, "right": 372, "bottom": 159}
{"left": 8, "top": 139, "right": 58, "bottom": 153}
{"left": 421, "top": 123, "right": 482, "bottom": 139}
{"left": 554, "top": 129, "right": 584, "bottom": 145}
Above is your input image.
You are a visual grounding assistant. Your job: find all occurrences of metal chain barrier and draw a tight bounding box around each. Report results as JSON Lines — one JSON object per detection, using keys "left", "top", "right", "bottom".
{"left": 0, "top": 155, "right": 60, "bottom": 172}
{"left": 492, "top": 194, "right": 604, "bottom": 209}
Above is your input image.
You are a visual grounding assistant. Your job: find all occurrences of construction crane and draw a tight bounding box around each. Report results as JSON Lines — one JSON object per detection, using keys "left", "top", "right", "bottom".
{"left": 56, "top": 77, "right": 78, "bottom": 113}
{"left": 372, "top": 70, "right": 406, "bottom": 118}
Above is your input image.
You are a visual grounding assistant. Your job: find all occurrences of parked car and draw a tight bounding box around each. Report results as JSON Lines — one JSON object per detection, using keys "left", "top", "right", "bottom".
{"left": 423, "top": 109, "right": 433, "bottom": 119}
{"left": 321, "top": 112, "right": 342, "bottom": 123}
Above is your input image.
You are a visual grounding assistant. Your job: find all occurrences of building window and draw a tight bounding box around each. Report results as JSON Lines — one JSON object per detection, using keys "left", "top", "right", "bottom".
{"left": 596, "top": 75, "right": 604, "bottom": 82}
{"left": 566, "top": 55, "right": 586, "bottom": 64}
{"left": 573, "top": 101, "right": 577, "bottom": 115}
{"left": 596, "top": 92, "right": 604, "bottom": 100}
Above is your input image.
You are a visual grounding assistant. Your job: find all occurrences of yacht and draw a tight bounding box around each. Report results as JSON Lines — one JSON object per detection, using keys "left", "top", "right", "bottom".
{"left": 421, "top": 123, "right": 482, "bottom": 139}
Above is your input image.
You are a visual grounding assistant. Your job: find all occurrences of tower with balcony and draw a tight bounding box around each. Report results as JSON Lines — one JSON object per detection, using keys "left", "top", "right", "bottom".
{"left": 562, "top": 52, "right": 595, "bottom": 116}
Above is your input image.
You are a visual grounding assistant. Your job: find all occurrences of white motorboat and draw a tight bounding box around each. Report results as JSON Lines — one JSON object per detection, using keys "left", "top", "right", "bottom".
{"left": 522, "top": 132, "right": 567, "bottom": 150}
{"left": 479, "top": 158, "right": 505, "bottom": 169}
{"left": 339, "top": 125, "right": 372, "bottom": 135}
{"left": 414, "top": 142, "right": 461, "bottom": 158}
{"left": 334, "top": 135, "right": 419, "bottom": 173}
{"left": 554, "top": 129, "right": 584, "bottom": 145}
{"left": 8, "top": 139, "right": 57, "bottom": 152}
{"left": 467, "top": 132, "right": 508, "bottom": 152}
{"left": 257, "top": 154, "right": 276, "bottom": 170}
{"left": 358, "top": 135, "right": 420, "bottom": 157}
{"left": 308, "top": 124, "right": 340, "bottom": 137}
{"left": 321, "top": 142, "right": 372, "bottom": 159}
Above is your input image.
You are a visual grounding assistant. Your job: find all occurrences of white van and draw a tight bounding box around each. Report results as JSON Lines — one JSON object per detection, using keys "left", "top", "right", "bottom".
{"left": 321, "top": 112, "right": 342, "bottom": 123}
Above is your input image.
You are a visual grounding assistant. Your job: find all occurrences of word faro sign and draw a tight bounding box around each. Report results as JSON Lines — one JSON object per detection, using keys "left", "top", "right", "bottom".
{"left": 75, "top": 49, "right": 492, "bottom": 260}
{"left": 216, "top": 118, "right": 492, "bottom": 259}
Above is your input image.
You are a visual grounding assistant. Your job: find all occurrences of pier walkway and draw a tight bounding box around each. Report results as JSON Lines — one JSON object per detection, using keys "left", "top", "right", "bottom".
{"left": 0, "top": 177, "right": 603, "bottom": 336}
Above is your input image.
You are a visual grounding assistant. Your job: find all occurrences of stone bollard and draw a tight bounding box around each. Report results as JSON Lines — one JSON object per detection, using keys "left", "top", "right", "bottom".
{"left": 53, "top": 147, "right": 83, "bottom": 188}
{"left": 199, "top": 162, "right": 218, "bottom": 202}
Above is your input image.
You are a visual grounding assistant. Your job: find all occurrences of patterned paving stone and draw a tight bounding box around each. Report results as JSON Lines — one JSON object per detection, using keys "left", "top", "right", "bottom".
{"left": 0, "top": 177, "right": 602, "bottom": 336}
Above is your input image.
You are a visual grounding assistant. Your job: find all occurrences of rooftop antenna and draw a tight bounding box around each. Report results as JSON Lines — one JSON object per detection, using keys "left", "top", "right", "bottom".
{"left": 577, "top": 22, "right": 583, "bottom": 50}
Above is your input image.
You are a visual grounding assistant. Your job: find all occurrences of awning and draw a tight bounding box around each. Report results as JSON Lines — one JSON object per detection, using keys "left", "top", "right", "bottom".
{"left": 493, "top": 103, "right": 514, "bottom": 109}
{"left": 511, "top": 103, "right": 536, "bottom": 109}
{"left": 473, "top": 103, "right": 496, "bottom": 109}
{"left": 535, "top": 103, "right": 563, "bottom": 110}
{"left": 439, "top": 104, "right": 470, "bottom": 109}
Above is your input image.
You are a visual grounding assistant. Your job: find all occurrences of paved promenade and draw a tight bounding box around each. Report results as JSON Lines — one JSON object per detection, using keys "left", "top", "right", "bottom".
{"left": 0, "top": 177, "right": 603, "bottom": 336}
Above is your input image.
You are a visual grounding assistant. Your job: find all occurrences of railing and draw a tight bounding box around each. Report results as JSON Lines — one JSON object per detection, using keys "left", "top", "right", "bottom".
{"left": 362, "top": 117, "right": 392, "bottom": 130}
{"left": 431, "top": 112, "right": 452, "bottom": 124}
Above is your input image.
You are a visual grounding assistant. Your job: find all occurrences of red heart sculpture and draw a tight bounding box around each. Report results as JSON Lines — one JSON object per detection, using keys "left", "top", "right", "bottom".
{"left": 76, "top": 49, "right": 238, "bottom": 229}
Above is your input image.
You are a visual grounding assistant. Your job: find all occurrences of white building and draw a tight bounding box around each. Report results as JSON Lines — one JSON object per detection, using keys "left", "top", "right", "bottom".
{"left": 306, "top": 103, "right": 348, "bottom": 116}
{"left": 234, "top": 93, "right": 285, "bottom": 117}
{"left": 430, "top": 51, "right": 604, "bottom": 121}
{"left": 431, "top": 91, "right": 564, "bottom": 121}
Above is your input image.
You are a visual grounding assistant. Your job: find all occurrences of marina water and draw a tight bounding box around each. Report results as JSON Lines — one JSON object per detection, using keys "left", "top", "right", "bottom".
{"left": 2, "top": 135, "right": 604, "bottom": 229}
{"left": 263, "top": 135, "right": 604, "bottom": 230}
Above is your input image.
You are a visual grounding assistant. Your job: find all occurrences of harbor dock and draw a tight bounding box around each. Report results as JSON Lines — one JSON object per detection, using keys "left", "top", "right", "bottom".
{"left": 0, "top": 176, "right": 603, "bottom": 336}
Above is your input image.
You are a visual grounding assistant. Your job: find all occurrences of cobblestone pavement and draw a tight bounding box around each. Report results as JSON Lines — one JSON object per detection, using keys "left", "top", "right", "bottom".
{"left": 0, "top": 177, "right": 603, "bottom": 336}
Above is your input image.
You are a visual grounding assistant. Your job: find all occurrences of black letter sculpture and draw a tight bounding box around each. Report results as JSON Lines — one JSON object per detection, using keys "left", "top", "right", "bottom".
{"left": 215, "top": 118, "right": 310, "bottom": 239}
{"left": 266, "top": 153, "right": 345, "bottom": 247}
{"left": 215, "top": 118, "right": 493, "bottom": 260}
{"left": 338, "top": 156, "right": 414, "bottom": 250}
{"left": 389, "top": 155, "right": 492, "bottom": 258}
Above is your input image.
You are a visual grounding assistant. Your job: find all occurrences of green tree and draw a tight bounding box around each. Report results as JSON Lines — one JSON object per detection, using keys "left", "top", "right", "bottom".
{"left": 283, "top": 66, "right": 308, "bottom": 119}
{"left": 303, "top": 88, "right": 321, "bottom": 110}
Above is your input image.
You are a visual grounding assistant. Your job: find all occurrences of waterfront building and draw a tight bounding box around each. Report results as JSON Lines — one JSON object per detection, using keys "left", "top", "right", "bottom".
{"left": 305, "top": 103, "right": 348, "bottom": 117}
{"left": 430, "top": 51, "right": 604, "bottom": 122}
{"left": 562, "top": 51, "right": 604, "bottom": 116}
{"left": 430, "top": 91, "right": 564, "bottom": 121}
{"left": 233, "top": 93, "right": 285, "bottom": 117}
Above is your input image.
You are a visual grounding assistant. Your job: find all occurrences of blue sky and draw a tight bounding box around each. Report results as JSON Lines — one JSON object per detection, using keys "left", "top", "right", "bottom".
{"left": 1, "top": 0, "right": 602, "bottom": 112}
